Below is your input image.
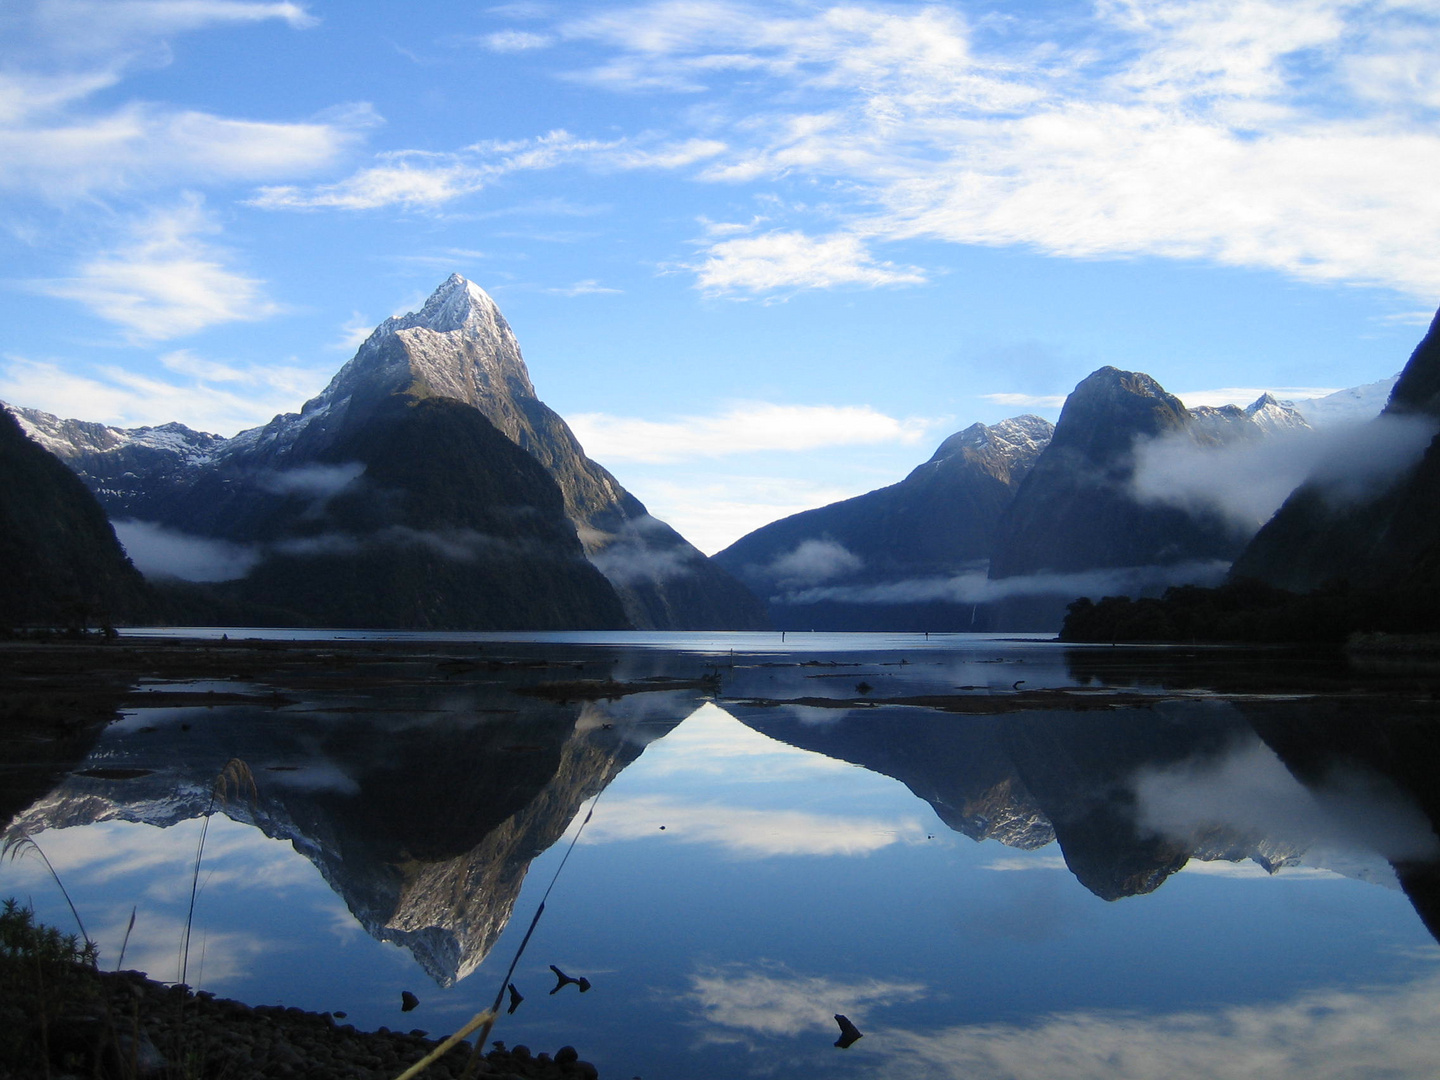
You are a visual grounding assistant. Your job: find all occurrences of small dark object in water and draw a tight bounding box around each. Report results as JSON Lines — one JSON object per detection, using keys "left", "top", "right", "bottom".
{"left": 1013, "top": 680, "right": 1025, "bottom": 689}
{"left": 856, "top": 681, "right": 873, "bottom": 695}
{"left": 400, "top": 990, "right": 419, "bottom": 1012}
{"left": 659, "top": 825, "right": 666, "bottom": 830}
{"left": 550, "top": 965, "right": 592, "bottom": 994}
{"left": 507, "top": 983, "right": 524, "bottom": 1014}
{"left": 834, "top": 1014, "right": 863, "bottom": 1048}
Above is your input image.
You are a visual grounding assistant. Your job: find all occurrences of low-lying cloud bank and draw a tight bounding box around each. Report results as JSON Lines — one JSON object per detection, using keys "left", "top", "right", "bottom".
{"left": 778, "top": 561, "right": 1230, "bottom": 607}
{"left": 114, "top": 520, "right": 549, "bottom": 582}
{"left": 1132, "top": 416, "right": 1440, "bottom": 532}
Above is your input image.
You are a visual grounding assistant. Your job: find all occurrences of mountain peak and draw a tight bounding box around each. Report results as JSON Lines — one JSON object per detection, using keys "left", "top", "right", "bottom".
{"left": 388, "top": 273, "right": 503, "bottom": 336}
{"left": 1050, "top": 366, "right": 1189, "bottom": 460}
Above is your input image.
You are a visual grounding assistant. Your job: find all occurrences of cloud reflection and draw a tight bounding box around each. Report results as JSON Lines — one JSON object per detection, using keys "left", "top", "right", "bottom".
{"left": 634, "top": 702, "right": 853, "bottom": 781}
{"left": 687, "top": 962, "right": 925, "bottom": 1043}
{"left": 874, "top": 972, "right": 1440, "bottom": 1080}
{"left": 582, "top": 794, "right": 926, "bottom": 858}
{"left": 3, "top": 817, "right": 322, "bottom": 980}
{"left": 1133, "top": 736, "right": 1440, "bottom": 866}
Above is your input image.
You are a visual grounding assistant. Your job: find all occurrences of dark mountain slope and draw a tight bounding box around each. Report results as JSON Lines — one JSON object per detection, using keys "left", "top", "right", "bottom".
{"left": 199, "top": 397, "right": 629, "bottom": 630}
{"left": 1234, "top": 309, "right": 1440, "bottom": 593}
{"left": 0, "top": 408, "right": 152, "bottom": 628}
{"left": 990, "top": 367, "right": 1246, "bottom": 579}
{"left": 713, "top": 415, "right": 1052, "bottom": 630}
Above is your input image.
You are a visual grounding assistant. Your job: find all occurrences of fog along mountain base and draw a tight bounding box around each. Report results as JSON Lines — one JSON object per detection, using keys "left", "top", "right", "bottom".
{"left": 718, "top": 368, "right": 1332, "bottom": 631}
{"left": 4, "top": 273, "right": 1430, "bottom": 637}
{"left": 5, "top": 276, "right": 766, "bottom": 632}
{"left": 1068, "top": 308, "right": 1440, "bottom": 642}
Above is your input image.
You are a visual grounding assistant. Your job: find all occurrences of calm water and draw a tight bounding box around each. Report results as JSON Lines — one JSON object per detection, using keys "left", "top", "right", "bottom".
{"left": 5, "top": 632, "right": 1440, "bottom": 1079}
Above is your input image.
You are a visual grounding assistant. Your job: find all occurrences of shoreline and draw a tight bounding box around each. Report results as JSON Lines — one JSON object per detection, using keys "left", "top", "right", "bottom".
{"left": 3, "top": 960, "right": 600, "bottom": 1080}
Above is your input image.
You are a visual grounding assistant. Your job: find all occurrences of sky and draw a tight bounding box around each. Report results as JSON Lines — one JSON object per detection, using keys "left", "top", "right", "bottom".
{"left": 3, "top": 0, "right": 1440, "bottom": 554}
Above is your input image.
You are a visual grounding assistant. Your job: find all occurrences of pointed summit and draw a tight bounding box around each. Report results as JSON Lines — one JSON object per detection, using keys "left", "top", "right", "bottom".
{"left": 237, "top": 275, "right": 766, "bottom": 629}
{"left": 379, "top": 273, "right": 510, "bottom": 337}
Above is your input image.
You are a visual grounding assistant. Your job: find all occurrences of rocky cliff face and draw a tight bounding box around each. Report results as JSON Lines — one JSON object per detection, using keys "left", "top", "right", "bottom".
{"left": 0, "top": 408, "right": 153, "bottom": 628}
{"left": 7, "top": 275, "right": 766, "bottom": 630}
{"left": 712, "top": 415, "right": 1052, "bottom": 630}
{"left": 1233, "top": 309, "right": 1440, "bottom": 593}
{"left": 989, "top": 368, "right": 1249, "bottom": 580}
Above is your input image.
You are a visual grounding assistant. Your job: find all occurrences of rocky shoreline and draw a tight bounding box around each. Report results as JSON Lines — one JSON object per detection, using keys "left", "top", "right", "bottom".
{"left": 5, "top": 962, "right": 600, "bottom": 1080}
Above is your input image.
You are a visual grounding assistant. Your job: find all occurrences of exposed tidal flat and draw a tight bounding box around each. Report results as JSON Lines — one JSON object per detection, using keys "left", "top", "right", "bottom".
{"left": 4, "top": 631, "right": 1440, "bottom": 1080}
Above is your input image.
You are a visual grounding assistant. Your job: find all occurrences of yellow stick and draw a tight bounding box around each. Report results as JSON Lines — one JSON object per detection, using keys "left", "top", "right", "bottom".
{"left": 392, "top": 1008, "right": 497, "bottom": 1080}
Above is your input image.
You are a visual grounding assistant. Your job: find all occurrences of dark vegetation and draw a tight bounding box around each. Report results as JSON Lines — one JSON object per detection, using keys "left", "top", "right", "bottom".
{"left": 0, "top": 899, "right": 597, "bottom": 1078}
{"left": 1060, "top": 578, "right": 1440, "bottom": 643}
{"left": 0, "top": 409, "right": 154, "bottom": 631}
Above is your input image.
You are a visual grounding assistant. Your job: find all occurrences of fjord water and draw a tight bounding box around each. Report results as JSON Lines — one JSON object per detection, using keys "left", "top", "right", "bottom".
{"left": 5, "top": 633, "right": 1440, "bottom": 1080}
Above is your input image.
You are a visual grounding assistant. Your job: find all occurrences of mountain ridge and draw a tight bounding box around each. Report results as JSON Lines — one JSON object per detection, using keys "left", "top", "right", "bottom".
{"left": 6, "top": 275, "right": 766, "bottom": 630}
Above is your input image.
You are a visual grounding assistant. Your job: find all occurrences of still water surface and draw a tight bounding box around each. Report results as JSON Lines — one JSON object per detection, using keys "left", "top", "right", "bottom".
{"left": 5, "top": 632, "right": 1440, "bottom": 1079}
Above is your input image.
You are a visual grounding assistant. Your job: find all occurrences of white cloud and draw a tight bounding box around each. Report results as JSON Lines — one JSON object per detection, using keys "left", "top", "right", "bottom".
{"left": 1131, "top": 413, "right": 1440, "bottom": 529}
{"left": 333, "top": 311, "right": 375, "bottom": 351}
{"left": 692, "top": 230, "right": 926, "bottom": 293}
{"left": 583, "top": 793, "right": 927, "bottom": 857}
{"left": 30, "top": 197, "right": 280, "bottom": 341}
{"left": 981, "top": 392, "right": 1068, "bottom": 409}
{"left": 114, "top": 519, "right": 260, "bottom": 581}
{"left": 1176, "top": 386, "right": 1344, "bottom": 408}
{"left": 481, "top": 29, "right": 553, "bottom": 52}
{"left": 251, "top": 130, "right": 720, "bottom": 211}
{"left": 0, "top": 104, "right": 356, "bottom": 198}
{"left": 0, "top": 351, "right": 330, "bottom": 435}
{"left": 546, "top": 279, "right": 622, "bottom": 296}
{"left": 768, "top": 538, "right": 863, "bottom": 587}
{"left": 614, "top": 473, "right": 866, "bottom": 555}
{"left": 550, "top": 0, "right": 1440, "bottom": 299}
{"left": 31, "top": 1, "right": 316, "bottom": 48}
{"left": 566, "top": 400, "right": 935, "bottom": 463}
{"left": 0, "top": 4, "right": 351, "bottom": 199}
{"left": 782, "top": 560, "right": 1232, "bottom": 607}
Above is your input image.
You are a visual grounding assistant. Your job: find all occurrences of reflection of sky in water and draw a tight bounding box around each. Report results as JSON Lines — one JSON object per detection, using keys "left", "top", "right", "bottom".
{"left": 4, "top": 649, "right": 1440, "bottom": 1079}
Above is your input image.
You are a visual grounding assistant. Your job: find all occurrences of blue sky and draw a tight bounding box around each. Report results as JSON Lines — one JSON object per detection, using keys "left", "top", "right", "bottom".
{"left": 3, "top": 0, "right": 1439, "bottom": 552}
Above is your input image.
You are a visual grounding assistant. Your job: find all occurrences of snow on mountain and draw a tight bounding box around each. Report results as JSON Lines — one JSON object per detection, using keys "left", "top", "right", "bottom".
{"left": 1287, "top": 376, "right": 1399, "bottom": 426}
{"left": 1243, "top": 392, "right": 1311, "bottom": 434}
{"left": 5, "top": 405, "right": 225, "bottom": 467}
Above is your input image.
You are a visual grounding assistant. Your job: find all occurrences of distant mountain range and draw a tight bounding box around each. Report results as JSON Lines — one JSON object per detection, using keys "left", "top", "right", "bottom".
{"left": 6, "top": 276, "right": 766, "bottom": 631}
{"left": 717, "top": 364, "right": 1345, "bottom": 630}
{"left": 713, "top": 415, "right": 1054, "bottom": 630}
{"left": 4, "top": 271, "right": 1424, "bottom": 635}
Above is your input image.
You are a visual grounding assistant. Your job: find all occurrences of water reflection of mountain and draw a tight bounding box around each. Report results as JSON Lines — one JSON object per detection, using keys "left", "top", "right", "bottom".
{"left": 7, "top": 660, "right": 710, "bottom": 985}
{"left": 729, "top": 689, "right": 1440, "bottom": 936}
{"left": 11, "top": 637, "right": 1440, "bottom": 983}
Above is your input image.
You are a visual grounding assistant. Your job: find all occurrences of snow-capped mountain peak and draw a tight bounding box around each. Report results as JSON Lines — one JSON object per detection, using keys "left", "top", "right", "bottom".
{"left": 370, "top": 273, "right": 507, "bottom": 341}
{"left": 1244, "top": 392, "right": 1311, "bottom": 434}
